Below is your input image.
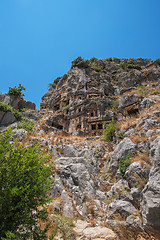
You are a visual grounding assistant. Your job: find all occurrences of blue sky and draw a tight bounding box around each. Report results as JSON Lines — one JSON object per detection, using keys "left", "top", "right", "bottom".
{"left": 0, "top": 0, "right": 160, "bottom": 108}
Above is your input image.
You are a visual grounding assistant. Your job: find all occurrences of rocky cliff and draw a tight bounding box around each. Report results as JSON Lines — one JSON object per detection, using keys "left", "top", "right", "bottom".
{"left": 1, "top": 57, "right": 160, "bottom": 239}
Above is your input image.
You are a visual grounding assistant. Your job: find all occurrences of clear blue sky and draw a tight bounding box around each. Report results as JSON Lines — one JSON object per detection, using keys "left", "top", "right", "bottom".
{"left": 0, "top": 0, "right": 160, "bottom": 108}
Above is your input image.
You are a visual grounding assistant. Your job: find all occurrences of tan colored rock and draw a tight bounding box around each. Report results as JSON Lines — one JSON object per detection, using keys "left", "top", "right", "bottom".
{"left": 74, "top": 221, "right": 117, "bottom": 240}
{"left": 83, "top": 226, "right": 117, "bottom": 239}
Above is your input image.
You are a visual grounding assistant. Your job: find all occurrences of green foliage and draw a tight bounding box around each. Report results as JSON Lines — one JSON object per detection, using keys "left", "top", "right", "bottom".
{"left": 127, "top": 64, "right": 142, "bottom": 70}
{"left": 13, "top": 109, "right": 22, "bottom": 121}
{"left": 0, "top": 128, "right": 52, "bottom": 239}
{"left": 104, "top": 57, "right": 112, "bottom": 62}
{"left": 49, "top": 215, "right": 75, "bottom": 240}
{"left": 111, "top": 100, "right": 119, "bottom": 110}
{"left": 0, "top": 102, "right": 12, "bottom": 112}
{"left": 48, "top": 77, "right": 61, "bottom": 89}
{"left": 155, "top": 58, "right": 160, "bottom": 65}
{"left": 17, "top": 117, "right": 35, "bottom": 132}
{"left": 120, "top": 62, "right": 141, "bottom": 70}
{"left": 0, "top": 102, "right": 23, "bottom": 120}
{"left": 103, "top": 119, "right": 115, "bottom": 142}
{"left": 62, "top": 105, "right": 70, "bottom": 111}
{"left": 91, "top": 64, "right": 102, "bottom": 72}
{"left": 90, "top": 57, "right": 98, "bottom": 62}
{"left": 119, "top": 150, "right": 132, "bottom": 178}
{"left": 71, "top": 56, "right": 89, "bottom": 68}
{"left": 8, "top": 84, "right": 26, "bottom": 97}
{"left": 116, "top": 131, "right": 124, "bottom": 142}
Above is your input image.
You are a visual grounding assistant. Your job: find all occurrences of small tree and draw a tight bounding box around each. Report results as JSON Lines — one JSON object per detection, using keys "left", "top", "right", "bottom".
{"left": 8, "top": 84, "right": 26, "bottom": 97}
{"left": 103, "top": 119, "right": 115, "bottom": 142}
{"left": 0, "top": 128, "right": 52, "bottom": 239}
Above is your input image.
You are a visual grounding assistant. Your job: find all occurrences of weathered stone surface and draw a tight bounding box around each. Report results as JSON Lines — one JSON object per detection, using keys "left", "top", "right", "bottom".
{"left": 125, "top": 161, "right": 149, "bottom": 188}
{"left": 22, "top": 110, "right": 38, "bottom": 120}
{"left": 126, "top": 215, "right": 143, "bottom": 231}
{"left": 74, "top": 220, "right": 117, "bottom": 240}
{"left": 0, "top": 111, "right": 16, "bottom": 126}
{"left": 112, "top": 137, "right": 136, "bottom": 161}
{"left": 141, "top": 172, "right": 160, "bottom": 230}
{"left": 62, "top": 144, "right": 77, "bottom": 157}
{"left": 83, "top": 226, "right": 117, "bottom": 239}
{"left": 139, "top": 97, "right": 156, "bottom": 110}
{"left": 107, "top": 200, "right": 137, "bottom": 220}
{"left": 150, "top": 137, "right": 160, "bottom": 168}
{"left": 18, "top": 99, "right": 36, "bottom": 110}
{"left": 12, "top": 128, "right": 28, "bottom": 140}
{"left": 119, "top": 94, "right": 139, "bottom": 111}
{"left": 61, "top": 190, "right": 74, "bottom": 217}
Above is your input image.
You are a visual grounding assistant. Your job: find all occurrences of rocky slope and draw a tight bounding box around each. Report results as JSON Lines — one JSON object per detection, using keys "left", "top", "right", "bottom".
{"left": 0, "top": 57, "right": 160, "bottom": 239}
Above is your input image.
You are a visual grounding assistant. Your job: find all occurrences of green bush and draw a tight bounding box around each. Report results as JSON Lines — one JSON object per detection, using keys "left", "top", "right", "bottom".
{"left": 8, "top": 84, "right": 26, "bottom": 97}
{"left": 119, "top": 150, "right": 132, "bottom": 177}
{"left": 71, "top": 56, "right": 89, "bottom": 68}
{"left": 0, "top": 128, "right": 52, "bottom": 239}
{"left": 111, "top": 100, "right": 119, "bottom": 110}
{"left": 155, "top": 58, "right": 160, "bottom": 65}
{"left": 104, "top": 57, "right": 112, "bottom": 62}
{"left": 0, "top": 102, "right": 12, "bottom": 112}
{"left": 103, "top": 119, "right": 115, "bottom": 142}
{"left": 17, "top": 117, "right": 35, "bottom": 132}
{"left": 127, "top": 64, "right": 142, "bottom": 70}
{"left": 13, "top": 109, "right": 22, "bottom": 121}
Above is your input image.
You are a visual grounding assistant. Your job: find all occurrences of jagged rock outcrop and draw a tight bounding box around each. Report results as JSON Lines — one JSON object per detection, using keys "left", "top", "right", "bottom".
{"left": 0, "top": 93, "right": 36, "bottom": 127}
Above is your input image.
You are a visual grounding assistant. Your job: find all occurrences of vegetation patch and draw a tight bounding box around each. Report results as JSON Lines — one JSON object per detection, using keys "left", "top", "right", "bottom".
{"left": 0, "top": 102, "right": 12, "bottom": 112}
{"left": 8, "top": 84, "right": 26, "bottom": 97}
{"left": 17, "top": 117, "right": 35, "bottom": 132}
{"left": 71, "top": 56, "right": 89, "bottom": 68}
{"left": 119, "top": 150, "right": 132, "bottom": 178}
{"left": 0, "top": 128, "right": 52, "bottom": 239}
{"left": 103, "top": 119, "right": 115, "bottom": 142}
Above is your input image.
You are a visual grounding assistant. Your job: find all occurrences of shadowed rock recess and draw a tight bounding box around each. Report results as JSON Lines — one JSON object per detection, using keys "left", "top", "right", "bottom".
{"left": 1, "top": 57, "right": 160, "bottom": 239}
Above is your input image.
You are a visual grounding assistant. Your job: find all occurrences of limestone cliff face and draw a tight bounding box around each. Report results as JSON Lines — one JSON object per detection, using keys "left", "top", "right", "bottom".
{"left": 40, "top": 57, "right": 160, "bottom": 136}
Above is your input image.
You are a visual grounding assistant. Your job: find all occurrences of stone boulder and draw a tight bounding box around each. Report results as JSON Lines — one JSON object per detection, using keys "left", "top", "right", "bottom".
{"left": 119, "top": 94, "right": 139, "bottom": 111}
{"left": 0, "top": 111, "right": 16, "bottom": 126}
{"left": 141, "top": 171, "right": 160, "bottom": 230}
{"left": 107, "top": 200, "right": 137, "bottom": 220}
{"left": 139, "top": 97, "right": 156, "bottom": 110}
{"left": 112, "top": 137, "right": 136, "bottom": 162}
{"left": 74, "top": 220, "right": 117, "bottom": 240}
{"left": 125, "top": 161, "right": 150, "bottom": 188}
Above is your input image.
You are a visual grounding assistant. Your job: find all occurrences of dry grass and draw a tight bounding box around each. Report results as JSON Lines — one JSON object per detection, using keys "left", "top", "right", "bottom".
{"left": 130, "top": 134, "right": 147, "bottom": 144}
{"left": 131, "top": 152, "right": 150, "bottom": 167}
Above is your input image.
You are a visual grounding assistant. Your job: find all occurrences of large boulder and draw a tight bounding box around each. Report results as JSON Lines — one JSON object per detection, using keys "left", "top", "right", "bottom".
{"left": 119, "top": 94, "right": 139, "bottom": 111}
{"left": 112, "top": 137, "right": 136, "bottom": 162}
{"left": 74, "top": 220, "right": 117, "bottom": 240}
{"left": 0, "top": 111, "right": 16, "bottom": 126}
{"left": 125, "top": 161, "right": 150, "bottom": 188}
{"left": 141, "top": 171, "right": 160, "bottom": 230}
{"left": 107, "top": 200, "right": 137, "bottom": 220}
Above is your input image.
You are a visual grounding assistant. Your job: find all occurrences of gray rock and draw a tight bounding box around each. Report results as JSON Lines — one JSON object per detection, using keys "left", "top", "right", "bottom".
{"left": 0, "top": 111, "right": 16, "bottom": 126}
{"left": 150, "top": 137, "right": 160, "bottom": 168}
{"left": 22, "top": 110, "right": 38, "bottom": 120}
{"left": 119, "top": 94, "right": 139, "bottom": 111}
{"left": 137, "top": 117, "right": 158, "bottom": 129}
{"left": 139, "top": 97, "right": 156, "bottom": 110}
{"left": 12, "top": 128, "right": 28, "bottom": 140}
{"left": 125, "top": 161, "right": 149, "bottom": 188}
{"left": 141, "top": 171, "right": 160, "bottom": 230}
{"left": 61, "top": 190, "right": 74, "bottom": 217}
{"left": 62, "top": 144, "right": 77, "bottom": 157}
{"left": 112, "top": 137, "right": 136, "bottom": 161}
{"left": 107, "top": 200, "right": 137, "bottom": 220}
{"left": 126, "top": 215, "right": 143, "bottom": 231}
{"left": 107, "top": 179, "right": 129, "bottom": 199}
